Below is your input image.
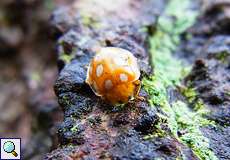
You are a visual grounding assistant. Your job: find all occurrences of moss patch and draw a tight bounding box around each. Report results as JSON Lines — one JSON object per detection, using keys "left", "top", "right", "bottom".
{"left": 143, "top": 0, "right": 218, "bottom": 159}
{"left": 60, "top": 54, "right": 75, "bottom": 64}
{"left": 172, "top": 101, "right": 217, "bottom": 160}
{"left": 180, "top": 85, "right": 206, "bottom": 111}
{"left": 80, "top": 13, "right": 101, "bottom": 28}
{"left": 70, "top": 124, "right": 79, "bottom": 133}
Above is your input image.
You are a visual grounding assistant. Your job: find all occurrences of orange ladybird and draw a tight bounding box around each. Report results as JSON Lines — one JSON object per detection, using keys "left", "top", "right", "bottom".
{"left": 85, "top": 47, "right": 141, "bottom": 104}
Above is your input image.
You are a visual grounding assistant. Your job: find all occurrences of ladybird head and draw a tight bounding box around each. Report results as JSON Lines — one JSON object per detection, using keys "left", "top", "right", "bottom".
{"left": 86, "top": 47, "right": 140, "bottom": 104}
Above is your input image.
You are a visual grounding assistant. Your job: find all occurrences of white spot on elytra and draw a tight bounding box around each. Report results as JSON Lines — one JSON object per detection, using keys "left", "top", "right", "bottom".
{"left": 120, "top": 73, "right": 128, "bottom": 82}
{"left": 105, "top": 80, "right": 113, "bottom": 90}
{"left": 96, "top": 64, "right": 103, "bottom": 77}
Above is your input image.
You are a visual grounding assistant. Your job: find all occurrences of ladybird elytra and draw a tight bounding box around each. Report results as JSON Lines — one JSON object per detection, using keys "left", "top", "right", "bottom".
{"left": 85, "top": 47, "right": 141, "bottom": 104}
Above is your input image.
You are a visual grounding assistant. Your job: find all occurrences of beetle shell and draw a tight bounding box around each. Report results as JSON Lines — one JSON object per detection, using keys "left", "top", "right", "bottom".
{"left": 86, "top": 47, "right": 141, "bottom": 104}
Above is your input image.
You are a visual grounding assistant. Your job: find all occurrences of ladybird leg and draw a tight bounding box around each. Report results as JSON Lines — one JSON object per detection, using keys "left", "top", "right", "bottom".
{"left": 133, "top": 80, "right": 145, "bottom": 101}
{"left": 136, "top": 96, "right": 145, "bottom": 101}
{"left": 133, "top": 80, "right": 141, "bottom": 97}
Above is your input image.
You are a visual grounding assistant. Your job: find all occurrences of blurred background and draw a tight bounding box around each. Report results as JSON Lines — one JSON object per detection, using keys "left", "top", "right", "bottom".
{"left": 0, "top": 0, "right": 72, "bottom": 159}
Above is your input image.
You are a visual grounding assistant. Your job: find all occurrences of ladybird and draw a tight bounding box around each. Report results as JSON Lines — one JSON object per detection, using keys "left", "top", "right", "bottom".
{"left": 85, "top": 47, "right": 141, "bottom": 104}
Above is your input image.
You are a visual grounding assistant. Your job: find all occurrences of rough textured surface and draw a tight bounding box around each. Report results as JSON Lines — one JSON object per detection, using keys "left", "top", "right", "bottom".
{"left": 185, "top": 35, "right": 230, "bottom": 125}
{"left": 45, "top": 0, "right": 199, "bottom": 159}
{"left": 184, "top": 37, "right": 230, "bottom": 159}
{"left": 201, "top": 126, "right": 230, "bottom": 160}
{"left": 46, "top": 0, "right": 230, "bottom": 159}
{"left": 181, "top": 2, "right": 230, "bottom": 159}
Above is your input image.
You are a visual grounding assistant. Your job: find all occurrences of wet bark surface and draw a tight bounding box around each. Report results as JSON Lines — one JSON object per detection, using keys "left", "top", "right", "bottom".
{"left": 180, "top": 1, "right": 230, "bottom": 159}
{"left": 45, "top": 0, "right": 230, "bottom": 159}
{"left": 46, "top": 0, "right": 197, "bottom": 159}
{"left": 46, "top": 0, "right": 194, "bottom": 159}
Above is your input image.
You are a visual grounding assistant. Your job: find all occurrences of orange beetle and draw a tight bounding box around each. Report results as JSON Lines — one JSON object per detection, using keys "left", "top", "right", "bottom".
{"left": 85, "top": 47, "right": 141, "bottom": 104}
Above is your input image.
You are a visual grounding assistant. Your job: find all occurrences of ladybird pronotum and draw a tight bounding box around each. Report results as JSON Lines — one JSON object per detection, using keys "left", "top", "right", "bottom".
{"left": 86, "top": 47, "right": 141, "bottom": 104}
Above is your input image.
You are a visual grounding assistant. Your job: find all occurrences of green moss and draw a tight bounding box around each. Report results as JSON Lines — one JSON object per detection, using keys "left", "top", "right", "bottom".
{"left": 80, "top": 13, "right": 101, "bottom": 28}
{"left": 44, "top": 0, "right": 55, "bottom": 11}
{"left": 176, "top": 157, "right": 183, "bottom": 160}
{"left": 70, "top": 124, "right": 79, "bottom": 133}
{"left": 194, "top": 99, "right": 205, "bottom": 111}
{"left": 31, "top": 72, "right": 41, "bottom": 82}
{"left": 143, "top": 78, "right": 179, "bottom": 137}
{"left": 181, "top": 87, "right": 197, "bottom": 103}
{"left": 140, "top": 26, "right": 148, "bottom": 33}
{"left": 172, "top": 101, "right": 217, "bottom": 160}
{"left": 61, "top": 95, "right": 72, "bottom": 106}
{"left": 143, "top": 0, "right": 218, "bottom": 159}
{"left": 58, "top": 40, "right": 76, "bottom": 63}
{"left": 60, "top": 54, "right": 75, "bottom": 64}
{"left": 215, "top": 51, "right": 229, "bottom": 64}
{"left": 143, "top": 120, "right": 167, "bottom": 140}
{"left": 81, "top": 14, "right": 92, "bottom": 26}
{"left": 226, "top": 91, "right": 230, "bottom": 97}
{"left": 180, "top": 85, "right": 206, "bottom": 111}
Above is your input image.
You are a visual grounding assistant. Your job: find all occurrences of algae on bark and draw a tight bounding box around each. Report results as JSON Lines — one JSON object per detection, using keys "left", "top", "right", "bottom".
{"left": 143, "top": 0, "right": 218, "bottom": 159}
